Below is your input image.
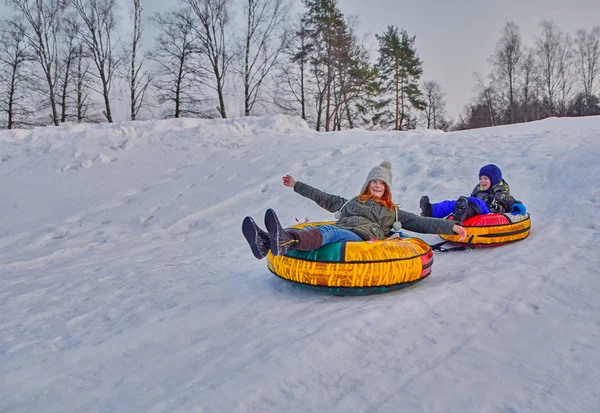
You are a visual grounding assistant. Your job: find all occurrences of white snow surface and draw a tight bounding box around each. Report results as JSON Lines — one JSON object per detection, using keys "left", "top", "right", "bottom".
{"left": 1, "top": 115, "right": 600, "bottom": 413}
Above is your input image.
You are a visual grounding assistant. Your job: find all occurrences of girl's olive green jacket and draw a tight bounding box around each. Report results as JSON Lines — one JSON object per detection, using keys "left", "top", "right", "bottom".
{"left": 294, "top": 181, "right": 457, "bottom": 241}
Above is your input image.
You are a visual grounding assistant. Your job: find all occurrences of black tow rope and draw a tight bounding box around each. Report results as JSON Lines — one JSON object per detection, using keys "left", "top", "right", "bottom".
{"left": 430, "top": 235, "right": 475, "bottom": 252}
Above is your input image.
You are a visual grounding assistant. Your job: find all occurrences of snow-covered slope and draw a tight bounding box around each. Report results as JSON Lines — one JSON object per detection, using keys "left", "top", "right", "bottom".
{"left": 1, "top": 115, "right": 599, "bottom": 412}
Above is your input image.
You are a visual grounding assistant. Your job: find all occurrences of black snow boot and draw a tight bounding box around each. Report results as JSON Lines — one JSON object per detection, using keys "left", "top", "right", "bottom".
{"left": 264, "top": 208, "right": 300, "bottom": 256}
{"left": 420, "top": 195, "right": 432, "bottom": 217}
{"left": 242, "top": 216, "right": 271, "bottom": 259}
{"left": 264, "top": 209, "right": 325, "bottom": 256}
{"left": 464, "top": 198, "right": 480, "bottom": 221}
{"left": 453, "top": 197, "right": 480, "bottom": 223}
{"left": 452, "top": 197, "right": 469, "bottom": 223}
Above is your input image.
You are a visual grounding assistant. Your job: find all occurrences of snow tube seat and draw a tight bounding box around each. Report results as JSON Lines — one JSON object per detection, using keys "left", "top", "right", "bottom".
{"left": 440, "top": 213, "right": 531, "bottom": 247}
{"left": 265, "top": 222, "right": 433, "bottom": 295}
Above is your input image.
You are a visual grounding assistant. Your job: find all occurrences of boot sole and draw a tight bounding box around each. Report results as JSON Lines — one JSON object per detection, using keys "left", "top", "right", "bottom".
{"left": 242, "top": 216, "right": 270, "bottom": 259}
{"left": 264, "top": 208, "right": 283, "bottom": 256}
{"left": 453, "top": 199, "right": 468, "bottom": 222}
{"left": 419, "top": 196, "right": 431, "bottom": 217}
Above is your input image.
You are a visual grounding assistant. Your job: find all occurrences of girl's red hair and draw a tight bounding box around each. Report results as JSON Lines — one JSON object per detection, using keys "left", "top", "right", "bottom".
{"left": 359, "top": 184, "right": 397, "bottom": 210}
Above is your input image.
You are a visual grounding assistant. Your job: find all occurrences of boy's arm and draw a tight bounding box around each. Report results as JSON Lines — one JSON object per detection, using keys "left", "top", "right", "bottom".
{"left": 492, "top": 182, "right": 516, "bottom": 212}
{"left": 293, "top": 181, "right": 348, "bottom": 213}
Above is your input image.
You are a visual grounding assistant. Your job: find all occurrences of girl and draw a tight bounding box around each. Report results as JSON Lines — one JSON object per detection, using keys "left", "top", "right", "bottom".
{"left": 243, "top": 162, "right": 467, "bottom": 259}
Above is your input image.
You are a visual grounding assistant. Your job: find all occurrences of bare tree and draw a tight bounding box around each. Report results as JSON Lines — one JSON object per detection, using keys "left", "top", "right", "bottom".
{"left": 241, "top": 0, "right": 290, "bottom": 116}
{"left": 0, "top": 18, "right": 35, "bottom": 129}
{"left": 574, "top": 27, "right": 600, "bottom": 115}
{"left": 10, "top": 0, "right": 66, "bottom": 126}
{"left": 149, "top": 9, "right": 212, "bottom": 118}
{"left": 73, "top": 43, "right": 102, "bottom": 123}
{"left": 422, "top": 80, "right": 448, "bottom": 130}
{"left": 185, "top": 0, "right": 234, "bottom": 118}
{"left": 555, "top": 32, "right": 574, "bottom": 116}
{"left": 535, "top": 20, "right": 564, "bottom": 116}
{"left": 126, "top": 0, "right": 152, "bottom": 120}
{"left": 455, "top": 84, "right": 499, "bottom": 131}
{"left": 491, "top": 22, "right": 523, "bottom": 123}
{"left": 271, "top": 18, "right": 313, "bottom": 121}
{"left": 57, "top": 18, "right": 82, "bottom": 123}
{"left": 520, "top": 48, "right": 540, "bottom": 122}
{"left": 73, "top": 0, "right": 120, "bottom": 123}
{"left": 74, "top": 43, "right": 89, "bottom": 122}
{"left": 481, "top": 86, "right": 499, "bottom": 126}
{"left": 474, "top": 73, "right": 499, "bottom": 126}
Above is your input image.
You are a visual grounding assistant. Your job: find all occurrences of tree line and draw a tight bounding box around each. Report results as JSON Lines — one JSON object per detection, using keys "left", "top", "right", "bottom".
{"left": 1, "top": 0, "right": 598, "bottom": 132}
{"left": 456, "top": 21, "right": 600, "bottom": 130}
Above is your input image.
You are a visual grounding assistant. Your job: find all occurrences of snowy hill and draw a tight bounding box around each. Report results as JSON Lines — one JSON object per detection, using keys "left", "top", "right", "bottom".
{"left": 1, "top": 115, "right": 600, "bottom": 413}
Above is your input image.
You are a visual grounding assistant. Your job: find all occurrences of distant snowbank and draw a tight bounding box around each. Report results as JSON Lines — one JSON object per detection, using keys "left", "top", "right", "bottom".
{"left": 0, "top": 114, "right": 311, "bottom": 143}
{"left": 0, "top": 114, "right": 312, "bottom": 170}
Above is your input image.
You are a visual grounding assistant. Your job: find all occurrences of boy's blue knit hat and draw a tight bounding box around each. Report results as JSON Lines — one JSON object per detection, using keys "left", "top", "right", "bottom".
{"left": 479, "top": 164, "right": 502, "bottom": 186}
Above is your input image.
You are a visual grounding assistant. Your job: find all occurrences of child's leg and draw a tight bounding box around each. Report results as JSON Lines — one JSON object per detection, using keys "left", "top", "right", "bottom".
{"left": 431, "top": 200, "right": 457, "bottom": 218}
{"left": 317, "top": 225, "right": 363, "bottom": 244}
{"left": 467, "top": 197, "right": 490, "bottom": 214}
{"left": 242, "top": 216, "right": 270, "bottom": 259}
{"left": 420, "top": 196, "right": 432, "bottom": 217}
{"left": 265, "top": 209, "right": 323, "bottom": 255}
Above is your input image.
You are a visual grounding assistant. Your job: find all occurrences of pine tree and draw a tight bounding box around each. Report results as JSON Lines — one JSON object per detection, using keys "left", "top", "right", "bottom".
{"left": 290, "top": 23, "right": 313, "bottom": 121}
{"left": 331, "top": 26, "right": 379, "bottom": 130}
{"left": 374, "top": 26, "right": 425, "bottom": 130}
{"left": 302, "top": 0, "right": 345, "bottom": 131}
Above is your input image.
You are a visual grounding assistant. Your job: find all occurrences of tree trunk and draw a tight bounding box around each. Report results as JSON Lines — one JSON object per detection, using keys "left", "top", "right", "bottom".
{"left": 216, "top": 68, "right": 227, "bottom": 118}
{"left": 61, "top": 57, "right": 72, "bottom": 123}
{"left": 44, "top": 61, "right": 60, "bottom": 126}
{"left": 101, "top": 71, "right": 113, "bottom": 123}
{"left": 300, "top": 60, "right": 306, "bottom": 120}
{"left": 394, "top": 58, "right": 399, "bottom": 130}
{"left": 244, "top": 0, "right": 252, "bottom": 116}
{"left": 175, "top": 56, "right": 184, "bottom": 118}
{"left": 130, "top": 57, "right": 136, "bottom": 121}
{"left": 8, "top": 79, "right": 14, "bottom": 129}
{"left": 325, "top": 69, "right": 331, "bottom": 131}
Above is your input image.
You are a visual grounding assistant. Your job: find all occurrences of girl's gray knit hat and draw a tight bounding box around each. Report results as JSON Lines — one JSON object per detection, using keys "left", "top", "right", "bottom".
{"left": 360, "top": 161, "right": 393, "bottom": 195}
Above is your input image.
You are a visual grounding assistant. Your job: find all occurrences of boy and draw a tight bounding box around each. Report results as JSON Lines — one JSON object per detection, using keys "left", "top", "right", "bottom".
{"left": 420, "top": 164, "right": 525, "bottom": 223}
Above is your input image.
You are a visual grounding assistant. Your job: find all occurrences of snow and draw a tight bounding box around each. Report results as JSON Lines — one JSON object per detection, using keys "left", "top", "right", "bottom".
{"left": 1, "top": 114, "right": 600, "bottom": 413}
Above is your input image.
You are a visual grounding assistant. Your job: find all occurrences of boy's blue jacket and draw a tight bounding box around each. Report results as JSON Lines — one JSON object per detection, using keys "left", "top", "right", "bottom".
{"left": 470, "top": 180, "right": 517, "bottom": 213}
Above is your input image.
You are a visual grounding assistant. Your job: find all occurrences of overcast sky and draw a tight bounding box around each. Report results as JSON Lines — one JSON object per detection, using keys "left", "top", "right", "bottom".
{"left": 2, "top": 0, "right": 600, "bottom": 122}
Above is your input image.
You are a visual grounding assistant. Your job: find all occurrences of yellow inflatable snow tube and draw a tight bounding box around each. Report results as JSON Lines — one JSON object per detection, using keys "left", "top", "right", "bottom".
{"left": 266, "top": 222, "right": 433, "bottom": 295}
{"left": 441, "top": 213, "right": 531, "bottom": 246}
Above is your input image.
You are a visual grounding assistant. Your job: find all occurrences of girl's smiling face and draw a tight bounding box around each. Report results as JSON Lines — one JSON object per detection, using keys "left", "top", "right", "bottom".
{"left": 369, "top": 180, "right": 386, "bottom": 198}
{"left": 479, "top": 175, "right": 491, "bottom": 191}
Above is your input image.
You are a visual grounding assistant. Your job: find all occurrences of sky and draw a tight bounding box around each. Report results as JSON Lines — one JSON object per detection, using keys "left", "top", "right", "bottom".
{"left": 337, "top": 0, "right": 600, "bottom": 120}
{"left": 1, "top": 0, "right": 600, "bottom": 121}
{"left": 1, "top": 114, "right": 600, "bottom": 412}
{"left": 138, "top": 0, "right": 600, "bottom": 120}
